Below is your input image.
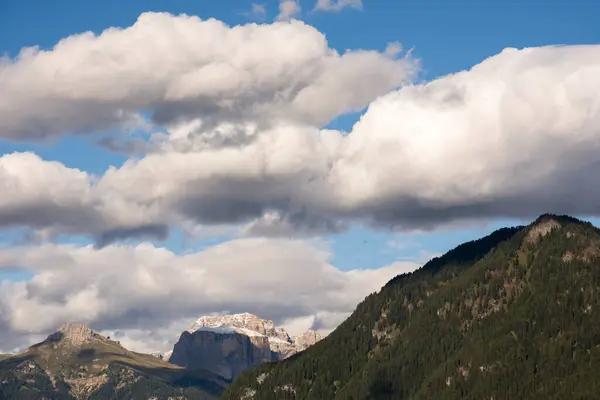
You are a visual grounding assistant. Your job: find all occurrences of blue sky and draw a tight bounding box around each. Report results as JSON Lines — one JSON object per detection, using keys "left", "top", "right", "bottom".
{"left": 1, "top": 0, "right": 600, "bottom": 274}
{"left": 3, "top": 0, "right": 600, "bottom": 75}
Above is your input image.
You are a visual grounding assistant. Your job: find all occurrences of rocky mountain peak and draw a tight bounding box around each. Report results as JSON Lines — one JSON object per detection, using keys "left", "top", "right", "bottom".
{"left": 190, "top": 313, "right": 274, "bottom": 337}
{"left": 45, "top": 322, "right": 102, "bottom": 347}
{"left": 185, "top": 312, "right": 321, "bottom": 358}
{"left": 170, "top": 313, "right": 322, "bottom": 380}
{"left": 293, "top": 329, "right": 322, "bottom": 351}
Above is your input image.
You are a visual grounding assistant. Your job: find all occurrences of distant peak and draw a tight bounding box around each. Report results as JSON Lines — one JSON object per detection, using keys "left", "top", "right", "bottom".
{"left": 57, "top": 322, "right": 92, "bottom": 332}
{"left": 189, "top": 313, "right": 274, "bottom": 337}
{"left": 47, "top": 322, "right": 99, "bottom": 347}
{"left": 181, "top": 312, "right": 322, "bottom": 361}
{"left": 293, "top": 329, "right": 322, "bottom": 351}
{"left": 300, "top": 329, "right": 321, "bottom": 338}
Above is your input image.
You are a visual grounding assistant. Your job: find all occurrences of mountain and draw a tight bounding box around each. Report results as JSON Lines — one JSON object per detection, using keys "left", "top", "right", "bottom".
{"left": 169, "top": 313, "right": 321, "bottom": 380}
{"left": 0, "top": 322, "right": 228, "bottom": 400}
{"left": 224, "top": 215, "right": 600, "bottom": 399}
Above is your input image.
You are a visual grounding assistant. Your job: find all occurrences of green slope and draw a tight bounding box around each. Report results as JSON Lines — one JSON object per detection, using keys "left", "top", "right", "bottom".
{"left": 224, "top": 215, "right": 600, "bottom": 399}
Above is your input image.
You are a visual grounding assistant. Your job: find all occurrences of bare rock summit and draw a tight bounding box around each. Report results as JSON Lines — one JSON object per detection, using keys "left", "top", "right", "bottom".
{"left": 169, "top": 313, "right": 322, "bottom": 379}
{"left": 45, "top": 322, "right": 105, "bottom": 348}
{"left": 188, "top": 312, "right": 320, "bottom": 357}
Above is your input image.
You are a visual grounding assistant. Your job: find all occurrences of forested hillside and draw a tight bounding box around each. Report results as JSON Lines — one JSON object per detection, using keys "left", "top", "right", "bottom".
{"left": 224, "top": 215, "right": 600, "bottom": 399}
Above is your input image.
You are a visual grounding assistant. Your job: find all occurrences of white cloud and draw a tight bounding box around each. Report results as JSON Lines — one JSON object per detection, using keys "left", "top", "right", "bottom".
{"left": 95, "top": 122, "right": 343, "bottom": 232}
{"left": 247, "top": 3, "right": 267, "bottom": 20}
{"left": 315, "top": 0, "right": 363, "bottom": 12}
{"left": 277, "top": 0, "right": 301, "bottom": 21}
{"left": 2, "top": 44, "right": 600, "bottom": 241}
{"left": 0, "top": 238, "right": 418, "bottom": 352}
{"left": 92, "top": 44, "right": 600, "bottom": 236}
{"left": 101, "top": 320, "right": 191, "bottom": 354}
{"left": 0, "top": 12, "right": 413, "bottom": 140}
{"left": 385, "top": 42, "right": 403, "bottom": 57}
{"left": 330, "top": 45, "right": 600, "bottom": 227}
{"left": 0, "top": 152, "right": 169, "bottom": 244}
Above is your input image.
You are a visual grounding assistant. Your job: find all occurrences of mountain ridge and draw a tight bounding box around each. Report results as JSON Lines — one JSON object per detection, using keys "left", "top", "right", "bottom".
{"left": 0, "top": 322, "right": 228, "bottom": 399}
{"left": 224, "top": 214, "right": 600, "bottom": 399}
{"left": 188, "top": 312, "right": 321, "bottom": 357}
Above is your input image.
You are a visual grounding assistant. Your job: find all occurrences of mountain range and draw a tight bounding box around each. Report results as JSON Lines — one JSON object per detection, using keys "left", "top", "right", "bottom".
{"left": 0, "top": 322, "right": 228, "bottom": 399}
{"left": 4, "top": 214, "right": 600, "bottom": 399}
{"left": 0, "top": 313, "right": 319, "bottom": 399}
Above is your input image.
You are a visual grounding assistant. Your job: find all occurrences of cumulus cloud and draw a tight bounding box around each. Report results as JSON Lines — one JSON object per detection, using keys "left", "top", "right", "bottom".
{"left": 315, "top": 0, "right": 363, "bottom": 12}
{"left": 331, "top": 45, "right": 600, "bottom": 227}
{"left": 0, "top": 12, "right": 414, "bottom": 140}
{"left": 277, "top": 0, "right": 301, "bottom": 21}
{"left": 95, "top": 122, "right": 344, "bottom": 235}
{"left": 92, "top": 44, "right": 600, "bottom": 235}
{"left": 0, "top": 238, "right": 417, "bottom": 352}
{"left": 2, "top": 44, "right": 600, "bottom": 241}
{"left": 0, "top": 152, "right": 169, "bottom": 244}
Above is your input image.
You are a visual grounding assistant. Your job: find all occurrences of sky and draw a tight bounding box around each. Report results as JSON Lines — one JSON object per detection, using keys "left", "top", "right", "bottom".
{"left": 0, "top": 0, "right": 599, "bottom": 353}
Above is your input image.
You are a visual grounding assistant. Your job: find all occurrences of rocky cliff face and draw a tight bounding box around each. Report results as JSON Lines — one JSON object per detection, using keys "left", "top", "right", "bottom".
{"left": 169, "top": 330, "right": 274, "bottom": 380}
{"left": 169, "top": 313, "right": 321, "bottom": 379}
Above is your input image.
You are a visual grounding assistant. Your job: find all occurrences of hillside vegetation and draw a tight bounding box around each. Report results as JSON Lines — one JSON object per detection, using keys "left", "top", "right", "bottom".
{"left": 224, "top": 215, "right": 600, "bottom": 399}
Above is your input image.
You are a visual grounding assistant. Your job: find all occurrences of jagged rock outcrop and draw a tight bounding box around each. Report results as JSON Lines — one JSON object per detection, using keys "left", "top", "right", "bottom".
{"left": 524, "top": 216, "right": 561, "bottom": 243}
{"left": 45, "top": 322, "right": 106, "bottom": 349}
{"left": 169, "top": 313, "right": 321, "bottom": 379}
{"left": 293, "top": 329, "right": 321, "bottom": 351}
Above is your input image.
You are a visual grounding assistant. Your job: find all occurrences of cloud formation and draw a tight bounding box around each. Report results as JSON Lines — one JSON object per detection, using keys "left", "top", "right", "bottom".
{"left": 333, "top": 45, "right": 600, "bottom": 227}
{"left": 0, "top": 12, "right": 413, "bottom": 140}
{"left": 246, "top": 3, "right": 267, "bottom": 20}
{"left": 2, "top": 35, "right": 600, "bottom": 244}
{"left": 277, "top": 0, "right": 302, "bottom": 21}
{"left": 315, "top": 0, "right": 363, "bottom": 12}
{"left": 90, "top": 44, "right": 600, "bottom": 235}
{"left": 0, "top": 238, "right": 417, "bottom": 352}
{"left": 0, "top": 152, "right": 169, "bottom": 244}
